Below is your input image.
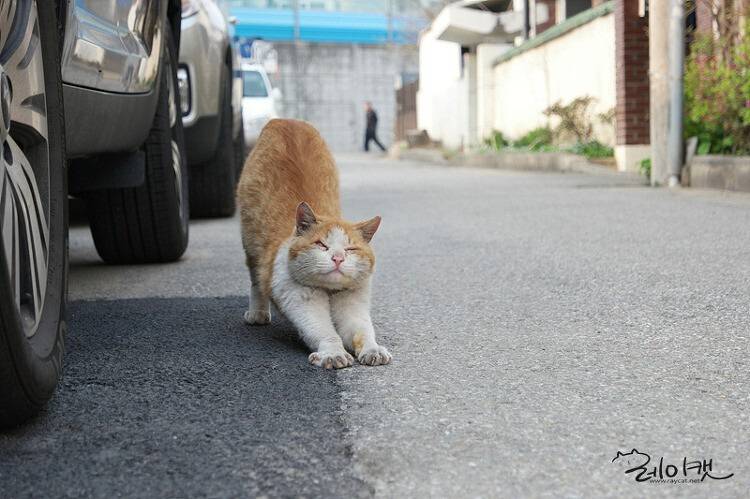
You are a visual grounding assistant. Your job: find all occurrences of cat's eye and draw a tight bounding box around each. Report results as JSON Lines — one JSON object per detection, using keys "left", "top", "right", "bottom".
{"left": 315, "top": 241, "right": 328, "bottom": 250}
{"left": 345, "top": 246, "right": 359, "bottom": 252}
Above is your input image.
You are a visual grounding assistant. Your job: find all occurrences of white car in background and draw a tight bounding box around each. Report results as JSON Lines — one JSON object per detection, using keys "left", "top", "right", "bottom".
{"left": 241, "top": 64, "right": 281, "bottom": 146}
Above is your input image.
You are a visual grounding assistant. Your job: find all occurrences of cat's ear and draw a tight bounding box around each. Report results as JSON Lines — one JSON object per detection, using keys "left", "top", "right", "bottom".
{"left": 296, "top": 202, "right": 317, "bottom": 235}
{"left": 355, "top": 216, "right": 381, "bottom": 243}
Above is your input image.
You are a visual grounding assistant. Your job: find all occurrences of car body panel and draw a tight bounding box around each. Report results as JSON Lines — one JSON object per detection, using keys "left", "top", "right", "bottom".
{"left": 179, "top": 0, "right": 241, "bottom": 165}
{"left": 63, "top": 84, "right": 158, "bottom": 158}
{"left": 179, "top": 1, "right": 227, "bottom": 128}
{"left": 61, "top": 0, "right": 177, "bottom": 158}
{"left": 61, "top": 0, "right": 162, "bottom": 94}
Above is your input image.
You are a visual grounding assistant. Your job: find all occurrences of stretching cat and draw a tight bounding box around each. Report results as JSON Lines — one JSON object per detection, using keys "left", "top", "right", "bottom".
{"left": 236, "top": 118, "right": 391, "bottom": 369}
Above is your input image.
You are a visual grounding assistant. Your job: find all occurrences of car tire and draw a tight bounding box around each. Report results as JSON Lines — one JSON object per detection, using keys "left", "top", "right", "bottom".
{"left": 0, "top": 1, "right": 67, "bottom": 428}
{"left": 234, "top": 119, "right": 247, "bottom": 182}
{"left": 189, "top": 65, "right": 237, "bottom": 218}
{"left": 86, "top": 26, "right": 189, "bottom": 264}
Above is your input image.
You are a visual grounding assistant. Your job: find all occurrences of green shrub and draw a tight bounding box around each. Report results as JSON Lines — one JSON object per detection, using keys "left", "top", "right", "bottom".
{"left": 640, "top": 157, "right": 651, "bottom": 179}
{"left": 514, "top": 127, "right": 553, "bottom": 151}
{"left": 569, "top": 140, "right": 614, "bottom": 159}
{"left": 684, "top": 23, "right": 750, "bottom": 155}
{"left": 483, "top": 130, "right": 508, "bottom": 151}
{"left": 482, "top": 126, "right": 613, "bottom": 159}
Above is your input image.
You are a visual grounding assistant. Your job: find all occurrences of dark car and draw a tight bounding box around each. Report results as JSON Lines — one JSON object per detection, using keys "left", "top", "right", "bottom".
{"left": 1, "top": 0, "right": 184, "bottom": 427}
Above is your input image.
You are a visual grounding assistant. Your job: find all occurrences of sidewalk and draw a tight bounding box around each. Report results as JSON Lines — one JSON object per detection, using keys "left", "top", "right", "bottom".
{"left": 393, "top": 147, "right": 647, "bottom": 184}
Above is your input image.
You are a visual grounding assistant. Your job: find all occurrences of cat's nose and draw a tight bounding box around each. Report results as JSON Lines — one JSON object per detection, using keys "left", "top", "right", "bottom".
{"left": 331, "top": 254, "right": 344, "bottom": 267}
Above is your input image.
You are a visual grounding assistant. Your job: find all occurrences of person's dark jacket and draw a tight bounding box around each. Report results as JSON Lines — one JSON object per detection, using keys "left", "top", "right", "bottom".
{"left": 366, "top": 109, "right": 378, "bottom": 132}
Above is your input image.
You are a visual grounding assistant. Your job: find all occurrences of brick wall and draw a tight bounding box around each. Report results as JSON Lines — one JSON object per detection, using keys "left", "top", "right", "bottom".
{"left": 614, "top": 0, "right": 649, "bottom": 146}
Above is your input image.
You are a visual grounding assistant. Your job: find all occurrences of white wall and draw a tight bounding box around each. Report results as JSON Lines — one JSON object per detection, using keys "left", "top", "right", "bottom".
{"left": 416, "top": 28, "right": 469, "bottom": 150}
{"left": 492, "top": 12, "right": 615, "bottom": 145}
{"left": 477, "top": 44, "right": 511, "bottom": 142}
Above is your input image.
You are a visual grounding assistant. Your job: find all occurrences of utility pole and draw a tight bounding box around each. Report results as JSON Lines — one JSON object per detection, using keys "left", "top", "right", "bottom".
{"left": 649, "top": 0, "right": 669, "bottom": 186}
{"left": 666, "top": 0, "right": 684, "bottom": 187}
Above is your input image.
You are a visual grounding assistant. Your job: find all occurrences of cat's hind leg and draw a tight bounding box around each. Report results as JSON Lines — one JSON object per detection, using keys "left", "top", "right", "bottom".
{"left": 330, "top": 283, "right": 391, "bottom": 366}
{"left": 244, "top": 268, "right": 271, "bottom": 325}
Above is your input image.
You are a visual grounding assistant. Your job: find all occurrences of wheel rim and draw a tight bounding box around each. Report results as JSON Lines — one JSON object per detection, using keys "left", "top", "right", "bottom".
{"left": 167, "top": 58, "right": 186, "bottom": 230}
{"left": 0, "top": 0, "right": 50, "bottom": 338}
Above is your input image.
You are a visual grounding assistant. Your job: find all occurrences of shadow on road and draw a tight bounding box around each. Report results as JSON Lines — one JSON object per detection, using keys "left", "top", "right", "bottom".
{"left": 0, "top": 297, "right": 369, "bottom": 498}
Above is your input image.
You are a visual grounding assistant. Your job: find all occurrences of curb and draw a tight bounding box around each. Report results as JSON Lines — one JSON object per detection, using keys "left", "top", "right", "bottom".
{"left": 689, "top": 156, "right": 750, "bottom": 193}
{"left": 394, "top": 148, "right": 647, "bottom": 183}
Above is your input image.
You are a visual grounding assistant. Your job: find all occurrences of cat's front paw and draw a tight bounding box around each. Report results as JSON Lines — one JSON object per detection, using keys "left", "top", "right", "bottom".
{"left": 244, "top": 309, "right": 271, "bottom": 325}
{"left": 358, "top": 345, "right": 392, "bottom": 366}
{"left": 309, "top": 350, "right": 354, "bottom": 369}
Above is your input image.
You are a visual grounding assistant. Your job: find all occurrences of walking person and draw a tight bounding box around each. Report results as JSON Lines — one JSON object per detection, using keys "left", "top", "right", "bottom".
{"left": 364, "top": 101, "right": 387, "bottom": 152}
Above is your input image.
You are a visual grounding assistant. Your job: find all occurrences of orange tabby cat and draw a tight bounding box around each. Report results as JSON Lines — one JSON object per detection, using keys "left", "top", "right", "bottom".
{"left": 236, "top": 119, "right": 391, "bottom": 369}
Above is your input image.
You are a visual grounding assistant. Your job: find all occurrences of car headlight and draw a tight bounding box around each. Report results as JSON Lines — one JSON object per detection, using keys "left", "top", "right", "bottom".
{"left": 181, "top": 0, "right": 200, "bottom": 18}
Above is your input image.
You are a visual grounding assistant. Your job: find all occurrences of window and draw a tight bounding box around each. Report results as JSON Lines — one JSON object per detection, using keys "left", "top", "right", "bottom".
{"left": 564, "top": 0, "right": 591, "bottom": 18}
{"left": 242, "top": 71, "right": 269, "bottom": 97}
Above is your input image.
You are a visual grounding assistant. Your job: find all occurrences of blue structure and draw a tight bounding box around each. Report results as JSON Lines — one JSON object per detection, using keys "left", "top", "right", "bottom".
{"left": 231, "top": 8, "right": 425, "bottom": 44}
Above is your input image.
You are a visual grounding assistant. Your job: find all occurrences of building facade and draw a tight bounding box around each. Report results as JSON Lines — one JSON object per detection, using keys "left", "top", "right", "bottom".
{"left": 416, "top": 0, "right": 656, "bottom": 172}
{"left": 231, "top": 1, "right": 424, "bottom": 150}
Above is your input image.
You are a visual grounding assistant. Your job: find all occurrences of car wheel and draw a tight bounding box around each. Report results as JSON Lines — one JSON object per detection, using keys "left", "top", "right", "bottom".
{"left": 0, "top": 0, "right": 67, "bottom": 428}
{"left": 85, "top": 26, "right": 188, "bottom": 264}
{"left": 189, "top": 65, "right": 236, "bottom": 218}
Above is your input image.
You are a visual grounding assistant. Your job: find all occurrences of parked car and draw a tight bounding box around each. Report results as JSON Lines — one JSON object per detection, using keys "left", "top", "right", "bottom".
{"left": 1, "top": 0, "right": 183, "bottom": 428}
{"left": 179, "top": 0, "right": 244, "bottom": 217}
{"left": 241, "top": 63, "right": 281, "bottom": 147}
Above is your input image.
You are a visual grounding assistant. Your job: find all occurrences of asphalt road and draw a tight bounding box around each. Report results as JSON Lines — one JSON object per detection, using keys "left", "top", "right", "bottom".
{"left": 2, "top": 154, "right": 749, "bottom": 498}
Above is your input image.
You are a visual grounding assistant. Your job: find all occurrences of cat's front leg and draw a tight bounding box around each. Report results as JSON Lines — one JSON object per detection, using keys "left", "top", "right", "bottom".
{"left": 275, "top": 282, "right": 353, "bottom": 369}
{"left": 330, "top": 284, "right": 392, "bottom": 367}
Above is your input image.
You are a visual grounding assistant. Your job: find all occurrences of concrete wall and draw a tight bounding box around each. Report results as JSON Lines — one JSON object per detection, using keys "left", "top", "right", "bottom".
{"left": 272, "top": 42, "right": 418, "bottom": 151}
{"left": 492, "top": 11, "right": 615, "bottom": 145}
{"left": 416, "top": 28, "right": 469, "bottom": 150}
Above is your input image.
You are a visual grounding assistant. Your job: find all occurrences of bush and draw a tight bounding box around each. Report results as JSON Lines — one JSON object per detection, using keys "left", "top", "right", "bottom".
{"left": 481, "top": 128, "right": 612, "bottom": 159}
{"left": 684, "top": 23, "right": 750, "bottom": 155}
{"left": 483, "top": 130, "right": 508, "bottom": 151}
{"left": 569, "top": 140, "right": 614, "bottom": 159}
{"left": 640, "top": 157, "right": 651, "bottom": 179}
{"left": 544, "top": 96, "right": 595, "bottom": 144}
{"left": 514, "top": 127, "right": 554, "bottom": 151}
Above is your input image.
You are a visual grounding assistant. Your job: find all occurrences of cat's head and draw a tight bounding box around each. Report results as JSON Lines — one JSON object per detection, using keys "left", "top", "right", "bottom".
{"left": 288, "top": 202, "right": 381, "bottom": 291}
